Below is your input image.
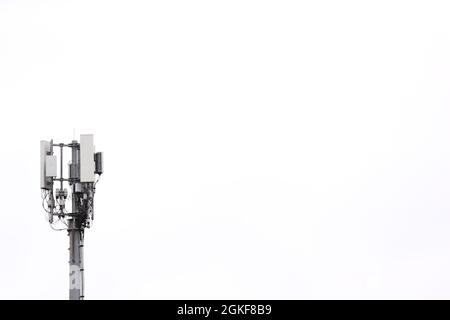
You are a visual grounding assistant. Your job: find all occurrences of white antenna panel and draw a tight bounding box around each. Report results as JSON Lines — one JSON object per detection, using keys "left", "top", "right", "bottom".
{"left": 80, "top": 134, "right": 95, "bottom": 182}
{"left": 40, "top": 140, "right": 51, "bottom": 189}
{"left": 45, "top": 155, "right": 57, "bottom": 177}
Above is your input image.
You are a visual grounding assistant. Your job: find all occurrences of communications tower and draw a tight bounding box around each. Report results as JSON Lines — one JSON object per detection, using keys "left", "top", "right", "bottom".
{"left": 40, "top": 134, "right": 103, "bottom": 300}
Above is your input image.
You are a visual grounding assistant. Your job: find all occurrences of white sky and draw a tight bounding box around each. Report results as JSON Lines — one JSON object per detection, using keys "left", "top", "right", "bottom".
{"left": 1, "top": 1, "right": 450, "bottom": 299}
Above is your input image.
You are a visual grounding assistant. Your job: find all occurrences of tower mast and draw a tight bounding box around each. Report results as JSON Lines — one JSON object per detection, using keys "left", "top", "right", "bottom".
{"left": 40, "top": 135, "right": 103, "bottom": 300}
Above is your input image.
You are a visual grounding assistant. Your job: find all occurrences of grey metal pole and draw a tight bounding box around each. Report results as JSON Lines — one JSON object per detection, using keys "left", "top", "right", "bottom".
{"left": 68, "top": 219, "right": 83, "bottom": 300}
{"left": 60, "top": 144, "right": 63, "bottom": 191}
{"left": 68, "top": 141, "right": 84, "bottom": 300}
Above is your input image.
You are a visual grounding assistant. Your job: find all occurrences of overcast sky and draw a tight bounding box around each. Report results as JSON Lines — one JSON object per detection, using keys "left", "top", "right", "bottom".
{"left": 1, "top": 1, "right": 450, "bottom": 299}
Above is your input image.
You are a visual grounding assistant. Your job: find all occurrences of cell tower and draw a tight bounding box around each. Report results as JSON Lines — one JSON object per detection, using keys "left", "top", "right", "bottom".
{"left": 40, "top": 134, "right": 103, "bottom": 300}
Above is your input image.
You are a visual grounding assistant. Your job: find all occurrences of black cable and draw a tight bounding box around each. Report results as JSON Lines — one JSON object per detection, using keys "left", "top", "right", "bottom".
{"left": 94, "top": 175, "right": 101, "bottom": 188}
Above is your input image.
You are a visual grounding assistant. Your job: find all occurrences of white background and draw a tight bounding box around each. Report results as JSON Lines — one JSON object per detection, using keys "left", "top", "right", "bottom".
{"left": 1, "top": 1, "right": 450, "bottom": 299}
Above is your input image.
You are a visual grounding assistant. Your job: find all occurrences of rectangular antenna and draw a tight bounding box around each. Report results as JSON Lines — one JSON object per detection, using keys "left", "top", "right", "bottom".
{"left": 45, "top": 155, "right": 57, "bottom": 178}
{"left": 40, "top": 140, "right": 51, "bottom": 189}
{"left": 80, "top": 134, "right": 95, "bottom": 182}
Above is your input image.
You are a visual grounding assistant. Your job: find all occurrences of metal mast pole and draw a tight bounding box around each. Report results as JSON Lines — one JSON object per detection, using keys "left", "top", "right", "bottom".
{"left": 69, "top": 141, "right": 83, "bottom": 300}
{"left": 68, "top": 219, "right": 83, "bottom": 300}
